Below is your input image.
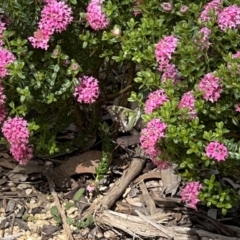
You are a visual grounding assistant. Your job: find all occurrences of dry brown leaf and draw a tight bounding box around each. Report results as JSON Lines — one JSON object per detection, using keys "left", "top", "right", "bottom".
{"left": 161, "top": 164, "right": 181, "bottom": 196}
{"left": 8, "top": 172, "right": 28, "bottom": 182}
{"left": 0, "top": 152, "right": 11, "bottom": 158}
{"left": 12, "top": 160, "right": 44, "bottom": 174}
{"left": 0, "top": 158, "right": 16, "bottom": 169}
{"left": 58, "top": 150, "right": 101, "bottom": 176}
{"left": 79, "top": 134, "right": 97, "bottom": 153}
{"left": 0, "top": 178, "right": 7, "bottom": 185}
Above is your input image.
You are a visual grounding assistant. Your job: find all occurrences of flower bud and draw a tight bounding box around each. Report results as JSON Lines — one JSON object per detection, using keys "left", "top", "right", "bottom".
{"left": 161, "top": 3, "right": 173, "bottom": 12}
{"left": 180, "top": 5, "right": 189, "bottom": 13}
{"left": 112, "top": 26, "right": 121, "bottom": 37}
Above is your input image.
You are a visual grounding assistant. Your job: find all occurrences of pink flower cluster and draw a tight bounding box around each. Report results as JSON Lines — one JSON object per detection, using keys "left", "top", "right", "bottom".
{"left": 0, "top": 48, "right": 16, "bottom": 78}
{"left": 197, "top": 27, "right": 212, "bottom": 50}
{"left": 227, "top": 51, "right": 240, "bottom": 75}
{"left": 180, "top": 181, "right": 202, "bottom": 209}
{"left": 133, "top": 0, "right": 142, "bottom": 16}
{"left": 198, "top": 73, "right": 222, "bottom": 102}
{"left": 86, "top": 0, "right": 109, "bottom": 30}
{"left": 155, "top": 36, "right": 179, "bottom": 83}
{"left": 178, "top": 91, "right": 196, "bottom": 119}
{"left": 29, "top": 0, "right": 73, "bottom": 50}
{"left": 218, "top": 5, "right": 240, "bottom": 31}
{"left": 74, "top": 76, "right": 100, "bottom": 104}
{"left": 0, "top": 18, "right": 16, "bottom": 78}
{"left": 0, "top": 19, "right": 16, "bottom": 78}
{"left": 144, "top": 89, "right": 168, "bottom": 114}
{"left": 161, "top": 64, "right": 179, "bottom": 83}
{"left": 200, "top": 0, "right": 222, "bottom": 22}
{"left": 205, "top": 141, "right": 228, "bottom": 162}
{"left": 140, "top": 119, "right": 168, "bottom": 169}
{"left": 0, "top": 21, "right": 6, "bottom": 46}
{"left": 0, "top": 20, "right": 13, "bottom": 123}
{"left": 0, "top": 85, "right": 7, "bottom": 124}
{"left": 155, "top": 36, "right": 178, "bottom": 64}
{"left": 2, "top": 117, "right": 33, "bottom": 165}
{"left": 235, "top": 103, "right": 240, "bottom": 112}
{"left": 152, "top": 159, "right": 170, "bottom": 170}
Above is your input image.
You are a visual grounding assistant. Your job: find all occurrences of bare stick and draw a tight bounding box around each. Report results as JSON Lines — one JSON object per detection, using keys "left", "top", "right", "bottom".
{"left": 45, "top": 166, "right": 74, "bottom": 240}
{"left": 82, "top": 157, "right": 146, "bottom": 219}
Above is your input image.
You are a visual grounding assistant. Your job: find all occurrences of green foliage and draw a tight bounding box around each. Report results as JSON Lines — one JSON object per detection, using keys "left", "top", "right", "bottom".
{"left": 199, "top": 175, "right": 238, "bottom": 215}
{"left": 95, "top": 123, "right": 113, "bottom": 182}
{"left": 2, "top": 0, "right": 240, "bottom": 214}
{"left": 50, "top": 206, "right": 62, "bottom": 225}
{"left": 64, "top": 188, "right": 94, "bottom": 229}
{"left": 73, "top": 188, "right": 85, "bottom": 201}
{"left": 66, "top": 215, "right": 94, "bottom": 229}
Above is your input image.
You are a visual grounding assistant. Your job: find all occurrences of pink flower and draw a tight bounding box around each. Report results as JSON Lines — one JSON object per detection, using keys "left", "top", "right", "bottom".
{"left": 0, "top": 84, "right": 7, "bottom": 124}
{"left": 233, "top": 51, "right": 240, "bottom": 59}
{"left": 0, "top": 84, "right": 6, "bottom": 105}
{"left": 197, "top": 27, "right": 211, "bottom": 50}
{"left": 0, "top": 21, "right": 6, "bottom": 46}
{"left": 86, "top": 184, "right": 95, "bottom": 192}
{"left": 2, "top": 117, "right": 33, "bottom": 165}
{"left": 28, "top": 29, "right": 50, "bottom": 50}
{"left": 161, "top": 63, "right": 179, "bottom": 83}
{"left": 39, "top": 0, "right": 73, "bottom": 34}
{"left": 205, "top": 141, "right": 228, "bottom": 162}
{"left": 140, "top": 119, "right": 167, "bottom": 159}
{"left": 227, "top": 51, "right": 240, "bottom": 75}
{"left": 74, "top": 76, "right": 100, "bottom": 104}
{"left": 200, "top": 0, "right": 222, "bottom": 22}
{"left": 198, "top": 73, "right": 222, "bottom": 102}
{"left": 10, "top": 143, "right": 33, "bottom": 165}
{"left": 29, "top": 0, "right": 73, "bottom": 49}
{"left": 2, "top": 117, "right": 30, "bottom": 145}
{"left": 86, "top": 0, "right": 110, "bottom": 30}
{"left": 133, "top": 0, "right": 142, "bottom": 16}
{"left": 144, "top": 89, "right": 168, "bottom": 114}
{"left": 179, "top": 91, "right": 196, "bottom": 119}
{"left": 0, "top": 21, "right": 6, "bottom": 36}
{"left": 152, "top": 159, "right": 170, "bottom": 170}
{"left": 161, "top": 3, "right": 173, "bottom": 12}
{"left": 0, "top": 106, "right": 7, "bottom": 124}
{"left": 181, "top": 181, "right": 202, "bottom": 209}
{"left": 155, "top": 36, "right": 178, "bottom": 64}
{"left": 235, "top": 103, "right": 240, "bottom": 112}
{"left": 0, "top": 48, "right": 16, "bottom": 78}
{"left": 218, "top": 5, "right": 240, "bottom": 31}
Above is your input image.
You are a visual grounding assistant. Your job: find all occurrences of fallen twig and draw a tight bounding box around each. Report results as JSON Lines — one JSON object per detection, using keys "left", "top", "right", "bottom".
{"left": 81, "top": 157, "right": 146, "bottom": 219}
{"left": 45, "top": 166, "right": 74, "bottom": 240}
{"left": 1, "top": 233, "right": 23, "bottom": 240}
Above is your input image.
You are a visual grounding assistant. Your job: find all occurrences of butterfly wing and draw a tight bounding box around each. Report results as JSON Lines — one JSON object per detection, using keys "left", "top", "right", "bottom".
{"left": 106, "top": 106, "right": 141, "bottom": 132}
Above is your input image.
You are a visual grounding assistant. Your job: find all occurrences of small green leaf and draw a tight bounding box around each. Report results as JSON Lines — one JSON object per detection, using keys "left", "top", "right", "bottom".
{"left": 73, "top": 188, "right": 85, "bottom": 201}
{"left": 222, "top": 208, "right": 227, "bottom": 215}
{"left": 50, "top": 206, "right": 59, "bottom": 216}
{"left": 65, "top": 201, "right": 75, "bottom": 210}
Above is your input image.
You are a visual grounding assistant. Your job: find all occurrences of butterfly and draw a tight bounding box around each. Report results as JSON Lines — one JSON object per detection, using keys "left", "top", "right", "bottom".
{"left": 106, "top": 105, "right": 141, "bottom": 132}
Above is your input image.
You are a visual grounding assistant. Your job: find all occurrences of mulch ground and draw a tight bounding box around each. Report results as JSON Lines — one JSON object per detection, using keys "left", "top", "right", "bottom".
{"left": 0, "top": 145, "right": 240, "bottom": 240}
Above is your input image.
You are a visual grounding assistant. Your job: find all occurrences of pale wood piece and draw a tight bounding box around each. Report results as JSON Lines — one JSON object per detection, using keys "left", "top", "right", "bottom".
{"left": 95, "top": 210, "right": 239, "bottom": 240}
